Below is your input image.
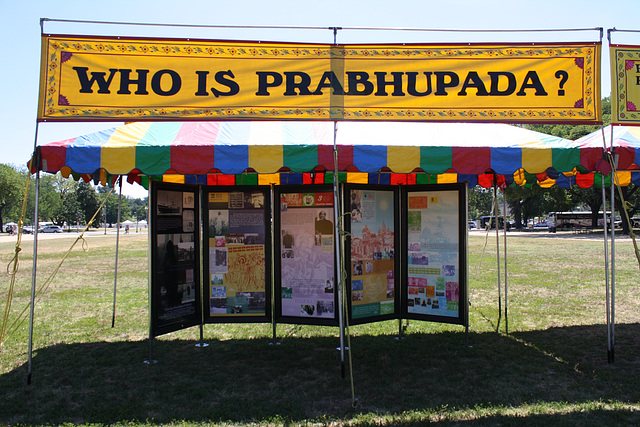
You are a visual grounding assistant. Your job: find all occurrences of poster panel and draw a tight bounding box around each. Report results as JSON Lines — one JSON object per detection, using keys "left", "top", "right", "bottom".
{"left": 203, "top": 186, "right": 271, "bottom": 322}
{"left": 610, "top": 45, "right": 640, "bottom": 125}
{"left": 275, "top": 186, "right": 337, "bottom": 325}
{"left": 345, "top": 185, "right": 399, "bottom": 324}
{"left": 150, "top": 182, "right": 201, "bottom": 337}
{"left": 39, "top": 35, "right": 600, "bottom": 123}
{"left": 402, "top": 184, "right": 468, "bottom": 325}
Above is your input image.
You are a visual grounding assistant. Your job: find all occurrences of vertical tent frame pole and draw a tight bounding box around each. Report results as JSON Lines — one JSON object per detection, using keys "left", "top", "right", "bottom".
{"left": 609, "top": 135, "right": 617, "bottom": 364}
{"left": 331, "top": 25, "right": 347, "bottom": 379}
{"left": 601, "top": 174, "right": 611, "bottom": 363}
{"left": 502, "top": 189, "right": 509, "bottom": 334}
{"left": 27, "top": 167, "right": 40, "bottom": 385}
{"left": 493, "top": 178, "right": 502, "bottom": 332}
{"left": 111, "top": 177, "right": 123, "bottom": 327}
{"left": 26, "top": 122, "right": 41, "bottom": 385}
{"left": 270, "top": 185, "right": 279, "bottom": 345}
{"left": 465, "top": 185, "right": 470, "bottom": 346}
{"left": 610, "top": 170, "right": 616, "bottom": 363}
{"left": 145, "top": 180, "right": 157, "bottom": 364}
{"left": 334, "top": 121, "right": 346, "bottom": 377}
{"left": 196, "top": 185, "right": 209, "bottom": 348}
{"left": 604, "top": 29, "right": 615, "bottom": 364}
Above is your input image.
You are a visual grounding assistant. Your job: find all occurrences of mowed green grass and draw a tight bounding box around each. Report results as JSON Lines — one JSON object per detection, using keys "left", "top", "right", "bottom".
{"left": 1, "top": 231, "right": 640, "bottom": 426}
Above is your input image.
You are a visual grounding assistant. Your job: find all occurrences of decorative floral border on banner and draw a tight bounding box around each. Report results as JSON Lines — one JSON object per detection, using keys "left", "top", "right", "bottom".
{"left": 39, "top": 35, "right": 601, "bottom": 123}
{"left": 611, "top": 46, "right": 640, "bottom": 124}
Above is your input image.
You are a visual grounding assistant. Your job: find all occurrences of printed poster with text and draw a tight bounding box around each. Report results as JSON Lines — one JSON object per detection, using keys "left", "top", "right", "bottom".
{"left": 349, "top": 188, "right": 396, "bottom": 320}
{"left": 406, "top": 190, "right": 460, "bottom": 319}
{"left": 206, "top": 189, "right": 268, "bottom": 319}
{"left": 279, "top": 190, "right": 336, "bottom": 321}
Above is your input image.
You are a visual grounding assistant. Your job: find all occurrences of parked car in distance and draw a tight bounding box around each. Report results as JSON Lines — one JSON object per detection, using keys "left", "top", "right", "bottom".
{"left": 40, "top": 225, "right": 63, "bottom": 233}
{"left": 22, "top": 226, "right": 35, "bottom": 234}
{"left": 468, "top": 221, "right": 477, "bottom": 229}
{"left": 533, "top": 221, "right": 549, "bottom": 228}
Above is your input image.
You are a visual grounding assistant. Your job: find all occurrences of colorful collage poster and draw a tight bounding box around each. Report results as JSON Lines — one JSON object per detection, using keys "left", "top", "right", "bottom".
{"left": 349, "top": 188, "right": 396, "bottom": 320}
{"left": 151, "top": 185, "right": 200, "bottom": 337}
{"left": 406, "top": 189, "right": 461, "bottom": 319}
{"left": 278, "top": 190, "right": 336, "bottom": 321}
{"left": 206, "top": 189, "right": 268, "bottom": 318}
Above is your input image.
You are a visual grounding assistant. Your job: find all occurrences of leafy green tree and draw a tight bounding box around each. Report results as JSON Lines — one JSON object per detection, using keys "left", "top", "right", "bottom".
{"left": 37, "top": 174, "right": 66, "bottom": 225}
{"left": 519, "top": 97, "right": 620, "bottom": 230}
{"left": 468, "top": 186, "right": 493, "bottom": 219}
{"left": 504, "top": 186, "right": 533, "bottom": 228}
{"left": 612, "top": 184, "right": 640, "bottom": 233}
{"left": 76, "top": 181, "right": 101, "bottom": 227}
{"left": 60, "top": 188, "right": 80, "bottom": 229}
{"left": 568, "top": 186, "right": 603, "bottom": 228}
{"left": 98, "top": 185, "right": 132, "bottom": 225}
{"left": 0, "top": 164, "right": 25, "bottom": 231}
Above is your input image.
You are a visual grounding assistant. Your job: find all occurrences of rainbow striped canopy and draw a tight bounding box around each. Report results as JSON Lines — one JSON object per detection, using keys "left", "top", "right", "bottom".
{"left": 34, "top": 121, "right": 631, "bottom": 188}
{"left": 575, "top": 125, "right": 640, "bottom": 169}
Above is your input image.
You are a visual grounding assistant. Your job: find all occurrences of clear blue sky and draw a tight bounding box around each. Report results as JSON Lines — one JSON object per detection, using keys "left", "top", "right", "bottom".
{"left": 1, "top": 0, "right": 638, "bottom": 197}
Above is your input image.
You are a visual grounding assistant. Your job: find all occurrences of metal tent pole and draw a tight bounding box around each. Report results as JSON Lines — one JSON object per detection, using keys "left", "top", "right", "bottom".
{"left": 196, "top": 185, "right": 209, "bottom": 349}
{"left": 493, "top": 180, "right": 502, "bottom": 332}
{"left": 610, "top": 156, "right": 617, "bottom": 363}
{"left": 502, "top": 189, "right": 509, "bottom": 335}
{"left": 601, "top": 175, "right": 612, "bottom": 363}
{"left": 144, "top": 180, "right": 157, "bottom": 365}
{"left": 328, "top": 26, "right": 346, "bottom": 378}
{"left": 111, "top": 177, "right": 123, "bottom": 327}
{"left": 333, "top": 121, "right": 346, "bottom": 378}
{"left": 465, "top": 185, "right": 470, "bottom": 347}
{"left": 27, "top": 169, "right": 40, "bottom": 385}
{"left": 269, "top": 186, "right": 279, "bottom": 346}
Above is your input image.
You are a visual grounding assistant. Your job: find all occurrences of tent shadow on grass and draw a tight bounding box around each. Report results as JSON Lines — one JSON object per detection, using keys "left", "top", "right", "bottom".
{"left": 2, "top": 324, "right": 640, "bottom": 425}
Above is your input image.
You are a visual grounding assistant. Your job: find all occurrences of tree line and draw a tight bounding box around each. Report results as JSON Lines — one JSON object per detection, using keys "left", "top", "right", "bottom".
{"left": 0, "top": 165, "right": 147, "bottom": 231}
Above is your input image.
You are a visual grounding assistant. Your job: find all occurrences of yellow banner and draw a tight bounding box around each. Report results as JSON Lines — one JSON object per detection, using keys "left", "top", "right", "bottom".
{"left": 38, "top": 35, "right": 601, "bottom": 123}
{"left": 611, "top": 45, "right": 640, "bottom": 125}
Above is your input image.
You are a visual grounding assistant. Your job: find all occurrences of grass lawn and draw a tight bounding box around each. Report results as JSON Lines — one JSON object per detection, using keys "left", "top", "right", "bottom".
{"left": 1, "top": 230, "right": 640, "bottom": 426}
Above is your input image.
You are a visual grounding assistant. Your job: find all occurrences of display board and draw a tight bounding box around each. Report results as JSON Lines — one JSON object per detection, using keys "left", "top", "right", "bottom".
{"left": 203, "top": 186, "right": 271, "bottom": 323}
{"left": 274, "top": 186, "right": 337, "bottom": 325}
{"left": 150, "top": 182, "right": 201, "bottom": 337}
{"left": 402, "top": 184, "right": 468, "bottom": 325}
{"left": 345, "top": 185, "right": 399, "bottom": 324}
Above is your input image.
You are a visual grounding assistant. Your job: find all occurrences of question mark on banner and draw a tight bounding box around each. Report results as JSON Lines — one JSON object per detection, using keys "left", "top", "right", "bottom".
{"left": 555, "top": 70, "right": 568, "bottom": 96}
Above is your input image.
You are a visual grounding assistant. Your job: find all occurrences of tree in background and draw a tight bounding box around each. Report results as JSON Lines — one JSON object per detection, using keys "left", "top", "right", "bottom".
{"left": 518, "top": 97, "right": 640, "bottom": 232}
{"left": 0, "top": 164, "right": 25, "bottom": 231}
{"left": 0, "top": 164, "right": 149, "bottom": 232}
{"left": 36, "top": 173, "right": 69, "bottom": 225}
{"left": 468, "top": 186, "right": 494, "bottom": 219}
{"left": 98, "top": 185, "right": 132, "bottom": 226}
{"left": 76, "top": 181, "right": 101, "bottom": 227}
{"left": 615, "top": 185, "right": 640, "bottom": 234}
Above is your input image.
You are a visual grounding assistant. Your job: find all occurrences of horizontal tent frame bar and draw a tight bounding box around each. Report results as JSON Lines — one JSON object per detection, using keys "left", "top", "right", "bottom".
{"left": 41, "top": 18, "right": 603, "bottom": 36}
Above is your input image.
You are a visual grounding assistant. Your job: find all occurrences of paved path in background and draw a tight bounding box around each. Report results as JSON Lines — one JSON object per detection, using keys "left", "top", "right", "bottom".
{"left": 470, "top": 228, "right": 633, "bottom": 241}
{"left": 0, "top": 230, "right": 148, "bottom": 244}
{"left": 0, "top": 228, "right": 632, "bottom": 244}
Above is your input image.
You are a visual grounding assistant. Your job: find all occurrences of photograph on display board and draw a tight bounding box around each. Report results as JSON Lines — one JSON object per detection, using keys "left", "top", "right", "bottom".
{"left": 403, "top": 185, "right": 467, "bottom": 325}
{"left": 151, "top": 184, "right": 201, "bottom": 337}
{"left": 346, "top": 186, "right": 398, "bottom": 323}
{"left": 156, "top": 233, "right": 197, "bottom": 310}
{"left": 156, "top": 190, "right": 182, "bottom": 216}
{"left": 203, "top": 187, "right": 270, "bottom": 322}
{"left": 276, "top": 187, "right": 336, "bottom": 325}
